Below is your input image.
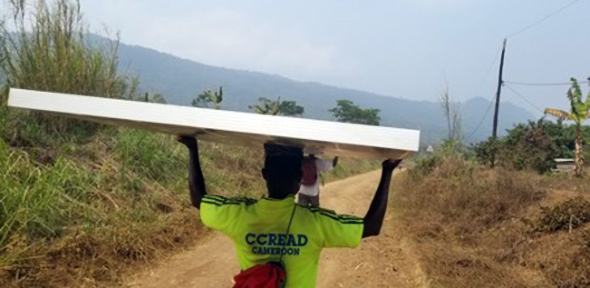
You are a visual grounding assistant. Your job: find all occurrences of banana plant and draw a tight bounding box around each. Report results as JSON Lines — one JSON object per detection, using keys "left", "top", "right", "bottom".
{"left": 544, "top": 77, "right": 590, "bottom": 177}
{"left": 249, "top": 97, "right": 281, "bottom": 115}
{"left": 192, "top": 86, "right": 223, "bottom": 109}
{"left": 249, "top": 97, "right": 304, "bottom": 116}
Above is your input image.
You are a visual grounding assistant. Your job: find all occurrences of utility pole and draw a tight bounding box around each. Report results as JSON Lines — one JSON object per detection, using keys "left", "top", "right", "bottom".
{"left": 491, "top": 39, "right": 507, "bottom": 167}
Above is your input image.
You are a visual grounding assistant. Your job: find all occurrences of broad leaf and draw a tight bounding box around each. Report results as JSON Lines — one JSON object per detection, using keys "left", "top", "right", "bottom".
{"left": 544, "top": 108, "right": 571, "bottom": 120}
{"left": 573, "top": 102, "right": 587, "bottom": 118}
{"left": 570, "top": 78, "right": 583, "bottom": 104}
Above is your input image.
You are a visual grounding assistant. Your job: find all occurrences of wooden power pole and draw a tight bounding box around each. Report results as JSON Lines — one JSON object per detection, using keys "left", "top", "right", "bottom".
{"left": 491, "top": 39, "right": 507, "bottom": 167}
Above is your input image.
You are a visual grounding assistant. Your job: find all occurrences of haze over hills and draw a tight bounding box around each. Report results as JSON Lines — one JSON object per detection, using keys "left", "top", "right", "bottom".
{"left": 112, "top": 37, "right": 535, "bottom": 146}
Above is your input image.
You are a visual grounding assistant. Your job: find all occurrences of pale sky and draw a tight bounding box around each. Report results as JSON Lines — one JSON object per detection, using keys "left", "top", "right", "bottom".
{"left": 7, "top": 0, "right": 590, "bottom": 115}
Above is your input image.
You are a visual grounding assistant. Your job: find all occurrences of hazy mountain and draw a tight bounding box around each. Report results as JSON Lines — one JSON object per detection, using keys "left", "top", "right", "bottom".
{"left": 111, "top": 38, "right": 534, "bottom": 146}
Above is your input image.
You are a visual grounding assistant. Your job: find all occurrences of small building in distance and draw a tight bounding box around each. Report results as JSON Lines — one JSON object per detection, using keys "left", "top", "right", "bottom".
{"left": 553, "top": 158, "right": 575, "bottom": 172}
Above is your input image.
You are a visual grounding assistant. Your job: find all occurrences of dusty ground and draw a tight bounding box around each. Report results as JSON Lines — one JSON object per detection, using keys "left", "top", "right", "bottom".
{"left": 124, "top": 170, "right": 428, "bottom": 288}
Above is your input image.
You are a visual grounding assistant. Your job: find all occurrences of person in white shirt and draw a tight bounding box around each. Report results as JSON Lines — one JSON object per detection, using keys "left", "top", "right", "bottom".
{"left": 298, "top": 154, "right": 338, "bottom": 207}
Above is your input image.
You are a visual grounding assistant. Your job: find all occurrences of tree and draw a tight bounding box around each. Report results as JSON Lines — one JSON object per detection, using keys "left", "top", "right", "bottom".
{"left": 249, "top": 97, "right": 304, "bottom": 116}
{"left": 544, "top": 77, "right": 590, "bottom": 177}
{"left": 440, "top": 85, "right": 461, "bottom": 140}
{"left": 144, "top": 92, "right": 167, "bottom": 104}
{"left": 329, "top": 99, "right": 380, "bottom": 126}
{"left": 192, "top": 86, "right": 223, "bottom": 109}
{"left": 473, "top": 119, "right": 561, "bottom": 173}
{"left": 439, "top": 84, "right": 463, "bottom": 154}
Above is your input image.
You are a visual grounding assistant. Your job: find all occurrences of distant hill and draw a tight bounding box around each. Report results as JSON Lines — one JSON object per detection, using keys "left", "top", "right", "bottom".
{"left": 110, "top": 37, "right": 534, "bottom": 145}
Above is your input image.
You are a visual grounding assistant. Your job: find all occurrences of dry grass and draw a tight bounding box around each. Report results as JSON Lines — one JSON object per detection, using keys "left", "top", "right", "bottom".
{"left": 394, "top": 156, "right": 590, "bottom": 288}
{"left": 0, "top": 128, "right": 375, "bottom": 287}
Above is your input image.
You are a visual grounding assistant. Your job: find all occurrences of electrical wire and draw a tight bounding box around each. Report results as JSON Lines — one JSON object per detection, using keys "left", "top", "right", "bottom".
{"left": 504, "top": 84, "right": 545, "bottom": 113}
{"left": 504, "top": 80, "right": 590, "bottom": 86}
{"left": 506, "top": 0, "right": 582, "bottom": 39}
{"left": 464, "top": 44, "right": 504, "bottom": 141}
{"left": 464, "top": 95, "right": 495, "bottom": 141}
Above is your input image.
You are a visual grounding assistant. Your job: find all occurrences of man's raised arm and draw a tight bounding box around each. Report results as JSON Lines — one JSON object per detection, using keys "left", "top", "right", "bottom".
{"left": 362, "top": 159, "right": 402, "bottom": 238}
{"left": 177, "top": 136, "right": 208, "bottom": 209}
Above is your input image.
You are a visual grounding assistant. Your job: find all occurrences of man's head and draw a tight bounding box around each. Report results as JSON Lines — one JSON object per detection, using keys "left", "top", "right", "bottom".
{"left": 262, "top": 143, "right": 303, "bottom": 199}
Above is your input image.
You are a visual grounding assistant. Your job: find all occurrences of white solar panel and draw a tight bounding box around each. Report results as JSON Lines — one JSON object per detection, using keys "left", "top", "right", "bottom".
{"left": 8, "top": 88, "right": 420, "bottom": 159}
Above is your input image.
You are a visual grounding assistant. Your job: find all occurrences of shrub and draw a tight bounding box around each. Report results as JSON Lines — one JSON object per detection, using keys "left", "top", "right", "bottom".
{"left": 524, "top": 197, "right": 590, "bottom": 233}
{"left": 474, "top": 119, "right": 560, "bottom": 173}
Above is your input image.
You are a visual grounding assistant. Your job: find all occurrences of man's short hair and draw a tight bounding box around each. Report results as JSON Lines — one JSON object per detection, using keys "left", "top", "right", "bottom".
{"left": 264, "top": 143, "right": 303, "bottom": 158}
{"left": 264, "top": 143, "right": 303, "bottom": 176}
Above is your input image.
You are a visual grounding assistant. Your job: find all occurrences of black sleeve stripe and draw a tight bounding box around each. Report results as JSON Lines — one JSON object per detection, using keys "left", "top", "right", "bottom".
{"left": 299, "top": 206, "right": 363, "bottom": 223}
{"left": 201, "top": 199, "right": 223, "bottom": 207}
{"left": 205, "top": 195, "right": 228, "bottom": 202}
{"left": 319, "top": 211, "right": 364, "bottom": 224}
{"left": 338, "top": 215, "right": 363, "bottom": 221}
{"left": 203, "top": 195, "right": 257, "bottom": 206}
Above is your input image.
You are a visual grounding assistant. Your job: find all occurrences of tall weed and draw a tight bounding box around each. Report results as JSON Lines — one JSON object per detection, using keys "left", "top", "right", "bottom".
{"left": 0, "top": 0, "right": 138, "bottom": 145}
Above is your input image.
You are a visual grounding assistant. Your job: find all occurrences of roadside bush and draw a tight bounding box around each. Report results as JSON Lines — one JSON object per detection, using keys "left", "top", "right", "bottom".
{"left": 524, "top": 197, "right": 590, "bottom": 233}
{"left": 411, "top": 138, "right": 471, "bottom": 179}
{"left": 474, "top": 119, "right": 561, "bottom": 173}
{"left": 410, "top": 154, "right": 442, "bottom": 177}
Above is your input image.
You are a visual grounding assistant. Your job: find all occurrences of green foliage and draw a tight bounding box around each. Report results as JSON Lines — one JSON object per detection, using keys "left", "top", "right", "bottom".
{"left": 411, "top": 154, "right": 442, "bottom": 178}
{"left": 192, "top": 86, "right": 223, "bottom": 109}
{"left": 544, "top": 78, "right": 590, "bottom": 176}
{"left": 0, "top": 139, "right": 99, "bottom": 247}
{"left": 501, "top": 119, "right": 560, "bottom": 173}
{"left": 249, "top": 97, "right": 304, "bottom": 116}
{"left": 115, "top": 129, "right": 185, "bottom": 183}
{"left": 472, "top": 119, "right": 590, "bottom": 173}
{"left": 524, "top": 197, "right": 590, "bottom": 233}
{"left": 472, "top": 137, "right": 497, "bottom": 167}
{"left": 0, "top": 0, "right": 138, "bottom": 144}
{"left": 329, "top": 99, "right": 380, "bottom": 126}
{"left": 143, "top": 92, "right": 167, "bottom": 104}
{"left": 544, "top": 78, "right": 590, "bottom": 122}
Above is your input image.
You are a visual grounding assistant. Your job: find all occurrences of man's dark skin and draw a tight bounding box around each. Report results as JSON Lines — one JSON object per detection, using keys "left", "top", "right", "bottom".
{"left": 177, "top": 136, "right": 401, "bottom": 238}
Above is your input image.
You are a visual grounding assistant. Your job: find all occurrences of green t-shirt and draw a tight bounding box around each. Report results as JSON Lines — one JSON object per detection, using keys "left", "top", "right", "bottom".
{"left": 200, "top": 194, "right": 363, "bottom": 288}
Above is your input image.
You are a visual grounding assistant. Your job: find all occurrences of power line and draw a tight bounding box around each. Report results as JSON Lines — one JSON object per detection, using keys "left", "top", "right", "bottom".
{"left": 475, "top": 44, "right": 504, "bottom": 91}
{"left": 464, "top": 94, "right": 495, "bottom": 141}
{"left": 505, "top": 80, "right": 570, "bottom": 86}
{"left": 507, "top": 0, "right": 582, "bottom": 39}
{"left": 504, "top": 80, "right": 590, "bottom": 86}
{"left": 464, "top": 44, "right": 504, "bottom": 141}
{"left": 504, "top": 84, "right": 545, "bottom": 113}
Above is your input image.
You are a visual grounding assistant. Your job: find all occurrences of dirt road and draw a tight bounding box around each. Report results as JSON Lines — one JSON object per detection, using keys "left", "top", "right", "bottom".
{"left": 126, "top": 170, "right": 428, "bottom": 288}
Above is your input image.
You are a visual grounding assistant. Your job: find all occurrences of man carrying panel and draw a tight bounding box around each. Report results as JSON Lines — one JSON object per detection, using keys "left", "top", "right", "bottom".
{"left": 177, "top": 136, "right": 401, "bottom": 288}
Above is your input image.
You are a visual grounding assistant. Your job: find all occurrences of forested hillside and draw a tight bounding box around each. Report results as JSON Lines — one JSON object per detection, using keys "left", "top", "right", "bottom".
{"left": 110, "top": 37, "right": 535, "bottom": 144}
